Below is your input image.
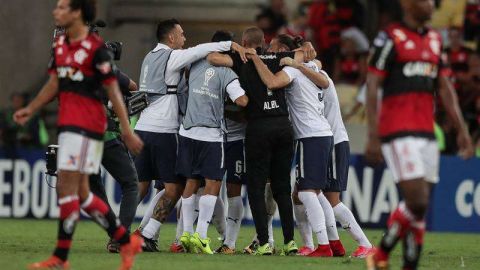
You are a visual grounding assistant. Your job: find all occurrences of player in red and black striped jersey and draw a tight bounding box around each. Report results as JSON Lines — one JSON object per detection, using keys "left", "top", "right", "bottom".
{"left": 48, "top": 31, "right": 116, "bottom": 139}
{"left": 365, "top": 1, "right": 474, "bottom": 269}
{"left": 13, "top": 1, "right": 143, "bottom": 269}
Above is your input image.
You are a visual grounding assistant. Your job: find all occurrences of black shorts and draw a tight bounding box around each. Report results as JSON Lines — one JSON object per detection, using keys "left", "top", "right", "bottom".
{"left": 325, "top": 141, "right": 350, "bottom": 192}
{"left": 134, "top": 131, "right": 178, "bottom": 184}
{"left": 295, "top": 136, "right": 333, "bottom": 190}
{"left": 154, "top": 180, "right": 165, "bottom": 190}
{"left": 176, "top": 135, "right": 225, "bottom": 181}
{"left": 225, "top": 139, "right": 246, "bottom": 185}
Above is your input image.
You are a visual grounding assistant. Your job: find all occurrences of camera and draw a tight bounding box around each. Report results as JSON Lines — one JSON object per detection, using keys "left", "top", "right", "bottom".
{"left": 45, "top": 145, "right": 59, "bottom": 176}
{"left": 105, "top": 41, "right": 123, "bottom": 61}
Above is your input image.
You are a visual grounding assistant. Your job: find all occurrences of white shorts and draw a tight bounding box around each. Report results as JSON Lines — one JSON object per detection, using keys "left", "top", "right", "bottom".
{"left": 381, "top": 136, "right": 439, "bottom": 183}
{"left": 57, "top": 132, "right": 104, "bottom": 175}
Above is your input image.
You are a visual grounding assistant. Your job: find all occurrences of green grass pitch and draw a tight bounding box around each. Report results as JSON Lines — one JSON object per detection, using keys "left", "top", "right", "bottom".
{"left": 0, "top": 219, "right": 479, "bottom": 269}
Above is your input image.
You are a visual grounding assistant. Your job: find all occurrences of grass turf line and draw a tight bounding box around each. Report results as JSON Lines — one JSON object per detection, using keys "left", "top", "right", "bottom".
{"left": 0, "top": 219, "right": 479, "bottom": 269}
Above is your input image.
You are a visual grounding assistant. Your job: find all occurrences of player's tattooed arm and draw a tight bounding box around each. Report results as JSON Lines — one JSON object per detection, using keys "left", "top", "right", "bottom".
{"left": 152, "top": 196, "right": 176, "bottom": 223}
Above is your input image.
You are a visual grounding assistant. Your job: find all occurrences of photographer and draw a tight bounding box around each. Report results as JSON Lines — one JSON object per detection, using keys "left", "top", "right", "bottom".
{"left": 86, "top": 25, "right": 144, "bottom": 253}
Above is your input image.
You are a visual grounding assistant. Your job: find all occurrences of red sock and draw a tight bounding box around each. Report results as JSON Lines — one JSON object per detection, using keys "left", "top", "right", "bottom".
{"left": 378, "top": 202, "right": 415, "bottom": 259}
{"left": 402, "top": 220, "right": 425, "bottom": 270}
{"left": 53, "top": 195, "right": 80, "bottom": 261}
{"left": 81, "top": 192, "right": 130, "bottom": 245}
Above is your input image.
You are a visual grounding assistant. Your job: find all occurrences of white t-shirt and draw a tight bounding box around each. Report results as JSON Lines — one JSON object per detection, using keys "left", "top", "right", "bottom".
{"left": 283, "top": 62, "right": 333, "bottom": 140}
{"left": 320, "top": 70, "right": 349, "bottom": 144}
{"left": 135, "top": 41, "right": 232, "bottom": 133}
{"left": 179, "top": 79, "right": 245, "bottom": 142}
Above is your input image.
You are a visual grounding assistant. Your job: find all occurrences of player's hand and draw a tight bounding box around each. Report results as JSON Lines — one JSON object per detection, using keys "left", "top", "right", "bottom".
{"left": 297, "top": 42, "right": 316, "bottom": 61}
{"left": 13, "top": 107, "right": 33, "bottom": 126}
{"left": 280, "top": 57, "right": 300, "bottom": 68}
{"left": 457, "top": 129, "right": 474, "bottom": 159}
{"left": 122, "top": 130, "right": 144, "bottom": 156}
{"left": 231, "top": 42, "right": 254, "bottom": 63}
{"left": 365, "top": 136, "right": 384, "bottom": 166}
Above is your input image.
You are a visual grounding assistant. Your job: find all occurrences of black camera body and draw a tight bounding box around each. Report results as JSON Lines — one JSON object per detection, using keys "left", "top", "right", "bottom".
{"left": 105, "top": 41, "right": 123, "bottom": 61}
{"left": 45, "top": 145, "right": 59, "bottom": 176}
{"left": 125, "top": 91, "right": 148, "bottom": 116}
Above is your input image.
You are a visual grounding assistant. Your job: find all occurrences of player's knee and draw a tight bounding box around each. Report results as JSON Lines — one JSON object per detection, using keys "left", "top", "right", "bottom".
{"left": 407, "top": 198, "right": 429, "bottom": 219}
{"left": 227, "top": 185, "right": 241, "bottom": 198}
{"left": 121, "top": 179, "right": 138, "bottom": 193}
{"left": 270, "top": 182, "right": 289, "bottom": 197}
{"left": 324, "top": 192, "right": 341, "bottom": 207}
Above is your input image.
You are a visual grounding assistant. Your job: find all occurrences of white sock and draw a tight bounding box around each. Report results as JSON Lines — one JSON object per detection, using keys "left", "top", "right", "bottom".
{"left": 175, "top": 206, "right": 183, "bottom": 241}
{"left": 293, "top": 203, "right": 314, "bottom": 249}
{"left": 142, "top": 219, "right": 161, "bottom": 239}
{"left": 265, "top": 184, "right": 276, "bottom": 245}
{"left": 333, "top": 202, "right": 372, "bottom": 247}
{"left": 181, "top": 195, "right": 197, "bottom": 234}
{"left": 196, "top": 195, "right": 218, "bottom": 238}
{"left": 139, "top": 189, "right": 164, "bottom": 231}
{"left": 251, "top": 233, "right": 258, "bottom": 243}
{"left": 298, "top": 192, "right": 328, "bottom": 245}
{"left": 318, "top": 192, "right": 339, "bottom": 241}
{"left": 212, "top": 197, "right": 226, "bottom": 239}
{"left": 267, "top": 214, "right": 274, "bottom": 245}
{"left": 265, "top": 183, "right": 276, "bottom": 216}
{"left": 224, "top": 196, "right": 244, "bottom": 249}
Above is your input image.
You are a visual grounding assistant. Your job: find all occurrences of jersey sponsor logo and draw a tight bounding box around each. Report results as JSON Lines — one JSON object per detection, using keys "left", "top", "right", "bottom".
{"left": 404, "top": 40, "right": 415, "bottom": 50}
{"left": 259, "top": 54, "right": 277, "bottom": 60}
{"left": 392, "top": 29, "right": 407, "bottom": 42}
{"left": 263, "top": 100, "right": 280, "bottom": 110}
{"left": 204, "top": 68, "right": 215, "bottom": 86}
{"left": 192, "top": 88, "right": 219, "bottom": 99}
{"left": 74, "top": 49, "right": 88, "bottom": 65}
{"left": 429, "top": 39, "right": 441, "bottom": 56}
{"left": 57, "top": 47, "right": 63, "bottom": 55}
{"left": 402, "top": 62, "right": 438, "bottom": 78}
{"left": 81, "top": 40, "right": 92, "bottom": 50}
{"left": 57, "top": 67, "right": 84, "bottom": 81}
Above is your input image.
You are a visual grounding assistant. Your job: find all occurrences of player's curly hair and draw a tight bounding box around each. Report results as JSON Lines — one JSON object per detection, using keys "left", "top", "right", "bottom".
{"left": 69, "top": 0, "right": 97, "bottom": 23}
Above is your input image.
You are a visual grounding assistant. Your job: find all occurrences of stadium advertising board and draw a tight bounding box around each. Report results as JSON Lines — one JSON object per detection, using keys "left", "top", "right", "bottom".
{"left": 0, "top": 148, "right": 479, "bottom": 233}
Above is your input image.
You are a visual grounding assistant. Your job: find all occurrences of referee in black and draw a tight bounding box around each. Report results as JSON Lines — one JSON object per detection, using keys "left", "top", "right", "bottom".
{"left": 207, "top": 27, "right": 315, "bottom": 255}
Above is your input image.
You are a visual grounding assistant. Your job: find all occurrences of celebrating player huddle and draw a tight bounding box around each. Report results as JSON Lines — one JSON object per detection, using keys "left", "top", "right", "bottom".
{"left": 131, "top": 20, "right": 372, "bottom": 259}
{"left": 12, "top": 0, "right": 473, "bottom": 270}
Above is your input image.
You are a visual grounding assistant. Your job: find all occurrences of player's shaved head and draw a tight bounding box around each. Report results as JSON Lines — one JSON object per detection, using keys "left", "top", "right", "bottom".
{"left": 242, "top": 27, "right": 264, "bottom": 49}
{"left": 400, "top": 0, "right": 434, "bottom": 23}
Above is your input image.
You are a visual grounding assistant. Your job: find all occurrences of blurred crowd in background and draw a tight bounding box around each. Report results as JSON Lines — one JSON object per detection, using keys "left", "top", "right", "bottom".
{"left": 4, "top": 0, "right": 480, "bottom": 157}
{"left": 253, "top": 0, "right": 480, "bottom": 157}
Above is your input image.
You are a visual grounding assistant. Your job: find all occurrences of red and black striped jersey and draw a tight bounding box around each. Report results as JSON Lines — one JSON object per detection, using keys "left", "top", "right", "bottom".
{"left": 48, "top": 32, "right": 117, "bottom": 139}
{"left": 368, "top": 23, "right": 451, "bottom": 142}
